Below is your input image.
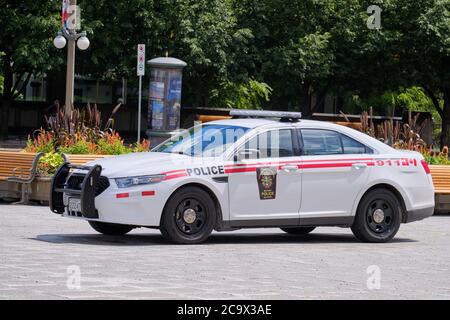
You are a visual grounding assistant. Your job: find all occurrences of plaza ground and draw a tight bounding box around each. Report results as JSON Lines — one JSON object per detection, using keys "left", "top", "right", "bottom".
{"left": 1, "top": 203, "right": 449, "bottom": 299}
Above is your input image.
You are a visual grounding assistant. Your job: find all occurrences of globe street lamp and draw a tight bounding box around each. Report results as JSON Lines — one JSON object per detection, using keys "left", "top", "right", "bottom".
{"left": 53, "top": 7, "right": 90, "bottom": 124}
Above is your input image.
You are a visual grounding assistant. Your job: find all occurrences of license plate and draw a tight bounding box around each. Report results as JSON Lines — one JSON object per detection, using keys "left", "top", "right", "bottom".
{"left": 68, "top": 198, "right": 81, "bottom": 212}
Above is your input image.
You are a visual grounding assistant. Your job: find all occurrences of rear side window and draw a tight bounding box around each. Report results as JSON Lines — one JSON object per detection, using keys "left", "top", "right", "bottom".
{"left": 300, "top": 129, "right": 373, "bottom": 155}
{"left": 301, "top": 129, "right": 343, "bottom": 155}
{"left": 341, "top": 134, "right": 373, "bottom": 154}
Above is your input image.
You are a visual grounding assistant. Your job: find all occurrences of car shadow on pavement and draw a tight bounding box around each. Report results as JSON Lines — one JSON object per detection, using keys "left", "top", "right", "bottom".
{"left": 32, "top": 232, "right": 417, "bottom": 246}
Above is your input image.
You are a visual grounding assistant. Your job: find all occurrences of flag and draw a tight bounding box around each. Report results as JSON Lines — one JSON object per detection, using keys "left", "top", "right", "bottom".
{"left": 62, "top": 0, "right": 70, "bottom": 31}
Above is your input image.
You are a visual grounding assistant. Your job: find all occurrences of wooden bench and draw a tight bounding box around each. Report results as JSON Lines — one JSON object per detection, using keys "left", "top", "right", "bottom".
{"left": 430, "top": 165, "right": 450, "bottom": 213}
{"left": 334, "top": 121, "right": 363, "bottom": 131}
{"left": 197, "top": 115, "right": 232, "bottom": 123}
{"left": 0, "top": 151, "right": 44, "bottom": 203}
{"left": 62, "top": 154, "right": 109, "bottom": 165}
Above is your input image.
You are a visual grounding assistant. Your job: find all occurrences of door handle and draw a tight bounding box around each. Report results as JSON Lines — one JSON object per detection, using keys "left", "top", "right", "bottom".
{"left": 352, "top": 163, "right": 368, "bottom": 170}
{"left": 281, "top": 165, "right": 299, "bottom": 173}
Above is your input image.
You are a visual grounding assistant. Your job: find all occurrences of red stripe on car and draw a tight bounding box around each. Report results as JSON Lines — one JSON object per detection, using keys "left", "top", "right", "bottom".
{"left": 116, "top": 193, "right": 129, "bottom": 199}
{"left": 164, "top": 173, "right": 188, "bottom": 180}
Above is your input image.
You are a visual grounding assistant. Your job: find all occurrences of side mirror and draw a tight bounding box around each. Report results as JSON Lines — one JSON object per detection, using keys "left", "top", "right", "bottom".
{"left": 235, "top": 148, "right": 260, "bottom": 161}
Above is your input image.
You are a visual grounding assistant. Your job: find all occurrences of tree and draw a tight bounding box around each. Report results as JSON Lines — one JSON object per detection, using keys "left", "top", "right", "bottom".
{"left": 168, "top": 0, "right": 253, "bottom": 107}
{"left": 75, "top": 0, "right": 252, "bottom": 109}
{"left": 409, "top": 0, "right": 449, "bottom": 147}
{"left": 233, "top": 0, "right": 337, "bottom": 116}
{"left": 0, "top": 0, "right": 61, "bottom": 139}
{"left": 75, "top": 0, "right": 158, "bottom": 80}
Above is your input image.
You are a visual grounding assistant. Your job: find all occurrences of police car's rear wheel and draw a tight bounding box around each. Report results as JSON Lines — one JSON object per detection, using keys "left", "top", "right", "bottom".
{"left": 351, "top": 189, "right": 402, "bottom": 243}
{"left": 88, "top": 221, "right": 134, "bottom": 235}
{"left": 280, "top": 227, "right": 315, "bottom": 235}
{"left": 160, "top": 186, "right": 216, "bottom": 244}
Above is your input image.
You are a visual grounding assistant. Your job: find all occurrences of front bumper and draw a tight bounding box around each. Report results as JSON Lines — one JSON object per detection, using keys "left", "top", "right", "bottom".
{"left": 405, "top": 206, "right": 434, "bottom": 223}
{"left": 50, "top": 163, "right": 103, "bottom": 218}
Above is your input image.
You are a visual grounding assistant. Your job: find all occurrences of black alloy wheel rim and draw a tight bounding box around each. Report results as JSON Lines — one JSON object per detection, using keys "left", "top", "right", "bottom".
{"left": 366, "top": 198, "right": 394, "bottom": 234}
{"left": 175, "top": 198, "right": 207, "bottom": 235}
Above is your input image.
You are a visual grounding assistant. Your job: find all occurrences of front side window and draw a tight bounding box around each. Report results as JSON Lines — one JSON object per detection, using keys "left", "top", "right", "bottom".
{"left": 239, "top": 129, "right": 295, "bottom": 159}
{"left": 301, "top": 129, "right": 343, "bottom": 155}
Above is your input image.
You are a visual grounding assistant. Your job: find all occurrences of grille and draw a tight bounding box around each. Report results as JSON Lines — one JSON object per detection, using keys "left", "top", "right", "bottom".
{"left": 67, "top": 174, "right": 110, "bottom": 196}
{"left": 96, "top": 176, "right": 110, "bottom": 195}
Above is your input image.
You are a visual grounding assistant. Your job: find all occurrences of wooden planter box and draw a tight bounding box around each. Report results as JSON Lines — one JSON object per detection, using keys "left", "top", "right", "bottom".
{"left": 0, "top": 180, "right": 21, "bottom": 201}
{"left": 30, "top": 176, "right": 52, "bottom": 203}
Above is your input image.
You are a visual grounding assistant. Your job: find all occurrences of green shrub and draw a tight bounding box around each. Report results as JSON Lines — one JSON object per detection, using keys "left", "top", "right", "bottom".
{"left": 37, "top": 152, "right": 65, "bottom": 176}
{"left": 96, "top": 132, "right": 132, "bottom": 155}
{"left": 59, "top": 139, "right": 90, "bottom": 154}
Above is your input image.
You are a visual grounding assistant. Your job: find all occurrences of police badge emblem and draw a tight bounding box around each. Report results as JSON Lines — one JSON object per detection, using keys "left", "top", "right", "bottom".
{"left": 256, "top": 167, "right": 277, "bottom": 200}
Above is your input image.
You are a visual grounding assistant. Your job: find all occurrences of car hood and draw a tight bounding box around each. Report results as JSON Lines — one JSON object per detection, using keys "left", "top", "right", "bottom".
{"left": 84, "top": 152, "right": 197, "bottom": 178}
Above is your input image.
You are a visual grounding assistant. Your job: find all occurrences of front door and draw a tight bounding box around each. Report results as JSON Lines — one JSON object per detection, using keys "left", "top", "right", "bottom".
{"left": 227, "top": 129, "right": 302, "bottom": 224}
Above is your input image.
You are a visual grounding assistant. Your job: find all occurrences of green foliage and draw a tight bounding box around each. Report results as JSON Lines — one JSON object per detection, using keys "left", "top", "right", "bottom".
{"left": 93, "top": 132, "right": 131, "bottom": 155}
{"left": 345, "top": 86, "right": 442, "bottom": 120}
{"left": 423, "top": 147, "right": 450, "bottom": 165}
{"left": 424, "top": 153, "right": 450, "bottom": 165}
{"left": 37, "top": 152, "right": 65, "bottom": 176}
{"left": 59, "top": 140, "right": 91, "bottom": 155}
{"left": 209, "top": 79, "right": 272, "bottom": 109}
{"left": 1, "top": 0, "right": 449, "bottom": 145}
{"left": 0, "top": 0, "right": 62, "bottom": 78}
{"left": 26, "top": 132, "right": 54, "bottom": 154}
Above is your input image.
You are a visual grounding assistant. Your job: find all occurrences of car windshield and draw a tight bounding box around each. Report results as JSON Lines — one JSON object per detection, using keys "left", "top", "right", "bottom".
{"left": 152, "top": 124, "right": 250, "bottom": 157}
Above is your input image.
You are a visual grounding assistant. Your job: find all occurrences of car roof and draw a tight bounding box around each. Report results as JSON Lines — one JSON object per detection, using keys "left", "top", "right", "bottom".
{"left": 205, "top": 118, "right": 394, "bottom": 153}
{"left": 206, "top": 118, "right": 338, "bottom": 129}
{"left": 207, "top": 118, "right": 279, "bottom": 128}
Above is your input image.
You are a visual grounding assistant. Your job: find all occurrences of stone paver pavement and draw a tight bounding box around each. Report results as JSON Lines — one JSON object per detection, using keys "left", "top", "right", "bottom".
{"left": 1, "top": 203, "right": 449, "bottom": 299}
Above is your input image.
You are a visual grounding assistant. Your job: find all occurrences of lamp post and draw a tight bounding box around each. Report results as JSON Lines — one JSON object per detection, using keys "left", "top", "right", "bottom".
{"left": 53, "top": 0, "right": 90, "bottom": 125}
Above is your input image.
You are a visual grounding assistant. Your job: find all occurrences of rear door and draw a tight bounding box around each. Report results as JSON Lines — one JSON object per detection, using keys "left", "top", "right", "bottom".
{"left": 298, "top": 129, "right": 373, "bottom": 221}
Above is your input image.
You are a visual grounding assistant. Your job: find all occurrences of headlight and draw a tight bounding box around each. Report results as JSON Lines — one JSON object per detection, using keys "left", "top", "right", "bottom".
{"left": 115, "top": 174, "right": 165, "bottom": 188}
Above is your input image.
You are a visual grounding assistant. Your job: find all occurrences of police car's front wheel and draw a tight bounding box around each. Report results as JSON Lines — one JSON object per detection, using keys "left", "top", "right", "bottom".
{"left": 351, "top": 188, "right": 402, "bottom": 243}
{"left": 160, "top": 186, "right": 216, "bottom": 244}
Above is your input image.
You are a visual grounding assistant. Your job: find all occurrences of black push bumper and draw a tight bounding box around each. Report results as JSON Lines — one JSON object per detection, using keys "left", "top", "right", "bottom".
{"left": 50, "top": 163, "right": 103, "bottom": 219}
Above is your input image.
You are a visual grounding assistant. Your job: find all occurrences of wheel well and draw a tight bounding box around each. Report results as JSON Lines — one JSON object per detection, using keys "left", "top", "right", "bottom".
{"left": 361, "top": 184, "right": 407, "bottom": 222}
{"left": 162, "top": 183, "right": 224, "bottom": 229}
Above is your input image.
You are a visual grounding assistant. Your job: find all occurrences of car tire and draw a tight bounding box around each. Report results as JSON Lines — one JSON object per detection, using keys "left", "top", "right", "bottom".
{"left": 351, "top": 188, "right": 402, "bottom": 243}
{"left": 88, "top": 221, "right": 134, "bottom": 235}
{"left": 160, "top": 186, "right": 216, "bottom": 244}
{"left": 280, "top": 227, "right": 316, "bottom": 235}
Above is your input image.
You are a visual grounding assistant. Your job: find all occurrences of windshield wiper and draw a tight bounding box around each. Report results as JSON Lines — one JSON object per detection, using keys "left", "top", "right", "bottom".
{"left": 168, "top": 150, "right": 191, "bottom": 156}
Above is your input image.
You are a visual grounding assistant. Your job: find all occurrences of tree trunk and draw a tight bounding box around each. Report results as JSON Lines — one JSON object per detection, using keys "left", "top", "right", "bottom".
{"left": 301, "top": 82, "right": 312, "bottom": 119}
{"left": 441, "top": 88, "right": 450, "bottom": 148}
{"left": 0, "top": 99, "right": 11, "bottom": 139}
{"left": 0, "top": 55, "right": 13, "bottom": 140}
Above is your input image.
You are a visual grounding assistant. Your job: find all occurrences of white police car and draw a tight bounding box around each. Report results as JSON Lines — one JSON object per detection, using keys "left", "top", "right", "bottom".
{"left": 50, "top": 110, "right": 435, "bottom": 244}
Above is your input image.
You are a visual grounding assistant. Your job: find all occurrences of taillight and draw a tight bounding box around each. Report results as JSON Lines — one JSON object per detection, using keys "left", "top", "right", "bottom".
{"left": 420, "top": 159, "right": 431, "bottom": 174}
